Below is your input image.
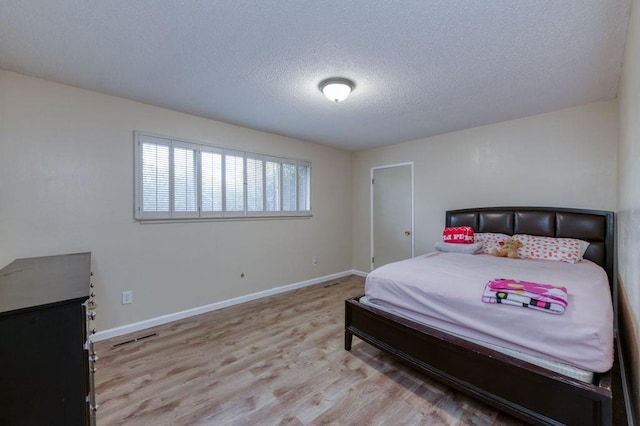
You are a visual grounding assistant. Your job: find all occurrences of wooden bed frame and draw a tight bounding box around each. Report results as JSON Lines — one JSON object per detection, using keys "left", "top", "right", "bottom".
{"left": 345, "top": 207, "right": 615, "bottom": 425}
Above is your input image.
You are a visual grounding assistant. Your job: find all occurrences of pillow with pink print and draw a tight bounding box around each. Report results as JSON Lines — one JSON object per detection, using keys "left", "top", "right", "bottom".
{"left": 474, "top": 233, "right": 510, "bottom": 254}
{"left": 512, "top": 234, "right": 588, "bottom": 263}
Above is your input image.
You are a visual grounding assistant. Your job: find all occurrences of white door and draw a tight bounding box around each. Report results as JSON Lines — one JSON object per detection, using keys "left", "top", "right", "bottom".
{"left": 371, "top": 163, "right": 413, "bottom": 270}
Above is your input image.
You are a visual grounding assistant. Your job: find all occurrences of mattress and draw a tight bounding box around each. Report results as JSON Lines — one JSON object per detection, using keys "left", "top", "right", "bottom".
{"left": 365, "top": 252, "right": 614, "bottom": 373}
{"left": 359, "top": 296, "right": 594, "bottom": 382}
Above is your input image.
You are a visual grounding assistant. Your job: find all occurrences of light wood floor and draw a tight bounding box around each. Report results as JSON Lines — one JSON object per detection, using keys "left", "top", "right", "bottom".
{"left": 94, "top": 275, "right": 524, "bottom": 425}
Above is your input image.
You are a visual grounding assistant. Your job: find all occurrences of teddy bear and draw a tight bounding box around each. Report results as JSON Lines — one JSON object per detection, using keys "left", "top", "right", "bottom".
{"left": 490, "top": 238, "right": 523, "bottom": 259}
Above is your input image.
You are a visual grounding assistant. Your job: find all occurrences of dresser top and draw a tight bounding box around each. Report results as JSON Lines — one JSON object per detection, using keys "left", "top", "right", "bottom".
{"left": 0, "top": 252, "right": 91, "bottom": 314}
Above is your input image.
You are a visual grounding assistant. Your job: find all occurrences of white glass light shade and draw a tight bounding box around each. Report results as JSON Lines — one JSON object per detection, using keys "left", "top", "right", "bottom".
{"left": 319, "top": 78, "right": 354, "bottom": 102}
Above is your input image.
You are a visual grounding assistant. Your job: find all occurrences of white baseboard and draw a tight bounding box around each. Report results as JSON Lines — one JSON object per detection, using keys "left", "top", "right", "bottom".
{"left": 92, "top": 269, "right": 365, "bottom": 342}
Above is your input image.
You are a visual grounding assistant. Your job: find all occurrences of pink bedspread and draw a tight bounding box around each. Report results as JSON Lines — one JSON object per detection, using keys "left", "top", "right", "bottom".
{"left": 365, "top": 252, "right": 613, "bottom": 372}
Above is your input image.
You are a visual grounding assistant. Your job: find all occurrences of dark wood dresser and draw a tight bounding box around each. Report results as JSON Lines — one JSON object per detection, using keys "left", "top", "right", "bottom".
{"left": 0, "top": 252, "right": 97, "bottom": 425}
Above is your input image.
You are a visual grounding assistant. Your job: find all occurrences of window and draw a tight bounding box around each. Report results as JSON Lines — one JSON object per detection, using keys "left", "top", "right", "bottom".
{"left": 246, "top": 155, "right": 264, "bottom": 213}
{"left": 201, "top": 148, "right": 223, "bottom": 215}
{"left": 172, "top": 142, "right": 198, "bottom": 217}
{"left": 135, "top": 132, "right": 312, "bottom": 220}
{"left": 265, "top": 159, "right": 281, "bottom": 212}
{"left": 140, "top": 136, "right": 170, "bottom": 218}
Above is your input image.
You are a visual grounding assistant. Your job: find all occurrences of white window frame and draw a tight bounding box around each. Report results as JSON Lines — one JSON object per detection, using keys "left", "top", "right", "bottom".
{"left": 134, "top": 132, "right": 312, "bottom": 221}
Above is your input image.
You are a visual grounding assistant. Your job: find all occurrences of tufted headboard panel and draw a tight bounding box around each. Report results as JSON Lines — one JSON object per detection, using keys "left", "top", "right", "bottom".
{"left": 446, "top": 207, "right": 615, "bottom": 289}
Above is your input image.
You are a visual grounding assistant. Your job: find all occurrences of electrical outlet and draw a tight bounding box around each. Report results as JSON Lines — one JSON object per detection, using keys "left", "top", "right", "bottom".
{"left": 122, "top": 291, "right": 133, "bottom": 305}
{"left": 312, "top": 256, "right": 319, "bottom": 266}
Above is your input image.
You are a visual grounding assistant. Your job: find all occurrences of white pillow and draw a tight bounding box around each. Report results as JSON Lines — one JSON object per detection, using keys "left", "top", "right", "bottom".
{"left": 435, "top": 241, "right": 483, "bottom": 254}
{"left": 578, "top": 239, "right": 591, "bottom": 260}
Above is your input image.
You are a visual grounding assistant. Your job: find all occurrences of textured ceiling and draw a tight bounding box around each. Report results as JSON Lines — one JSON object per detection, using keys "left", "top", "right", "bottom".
{"left": 0, "top": 1, "right": 632, "bottom": 151}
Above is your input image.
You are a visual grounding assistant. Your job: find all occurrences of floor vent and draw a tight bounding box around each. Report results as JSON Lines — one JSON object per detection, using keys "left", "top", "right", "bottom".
{"left": 111, "top": 332, "right": 158, "bottom": 349}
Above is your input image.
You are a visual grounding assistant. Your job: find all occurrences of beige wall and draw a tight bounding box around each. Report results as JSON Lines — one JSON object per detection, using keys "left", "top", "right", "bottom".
{"left": 352, "top": 101, "right": 618, "bottom": 273}
{"left": 0, "top": 70, "right": 353, "bottom": 331}
{"left": 618, "top": 0, "right": 640, "bottom": 420}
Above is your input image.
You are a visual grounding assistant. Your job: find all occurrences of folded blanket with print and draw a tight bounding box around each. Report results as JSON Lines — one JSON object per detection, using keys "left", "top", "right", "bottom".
{"left": 481, "top": 278, "right": 568, "bottom": 314}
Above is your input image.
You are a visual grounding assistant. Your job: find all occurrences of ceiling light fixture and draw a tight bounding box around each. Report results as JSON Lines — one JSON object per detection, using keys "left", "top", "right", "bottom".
{"left": 319, "top": 78, "right": 355, "bottom": 103}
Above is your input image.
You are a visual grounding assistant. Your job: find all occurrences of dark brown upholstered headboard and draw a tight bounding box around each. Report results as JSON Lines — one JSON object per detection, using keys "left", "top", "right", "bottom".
{"left": 446, "top": 207, "right": 615, "bottom": 288}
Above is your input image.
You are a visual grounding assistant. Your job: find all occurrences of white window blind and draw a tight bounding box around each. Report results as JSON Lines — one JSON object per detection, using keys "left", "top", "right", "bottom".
{"left": 265, "top": 159, "right": 280, "bottom": 212}
{"left": 173, "top": 142, "right": 198, "bottom": 217}
{"left": 298, "top": 163, "right": 311, "bottom": 211}
{"left": 225, "top": 151, "right": 245, "bottom": 213}
{"left": 201, "top": 148, "right": 223, "bottom": 215}
{"left": 246, "top": 156, "right": 264, "bottom": 212}
{"left": 140, "top": 136, "right": 170, "bottom": 217}
{"left": 134, "top": 132, "right": 311, "bottom": 220}
{"left": 282, "top": 162, "right": 297, "bottom": 212}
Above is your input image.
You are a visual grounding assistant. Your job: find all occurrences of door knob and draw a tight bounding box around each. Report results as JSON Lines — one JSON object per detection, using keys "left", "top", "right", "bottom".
{"left": 404, "top": 231, "right": 411, "bottom": 236}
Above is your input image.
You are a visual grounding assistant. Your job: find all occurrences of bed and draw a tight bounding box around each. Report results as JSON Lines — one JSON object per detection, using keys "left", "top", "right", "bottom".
{"left": 345, "top": 207, "right": 615, "bottom": 425}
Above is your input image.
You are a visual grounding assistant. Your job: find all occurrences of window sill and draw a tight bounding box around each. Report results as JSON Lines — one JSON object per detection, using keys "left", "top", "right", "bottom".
{"left": 136, "top": 214, "right": 313, "bottom": 224}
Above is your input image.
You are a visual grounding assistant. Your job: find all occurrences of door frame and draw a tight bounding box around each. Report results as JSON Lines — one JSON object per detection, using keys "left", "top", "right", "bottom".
{"left": 370, "top": 162, "right": 415, "bottom": 271}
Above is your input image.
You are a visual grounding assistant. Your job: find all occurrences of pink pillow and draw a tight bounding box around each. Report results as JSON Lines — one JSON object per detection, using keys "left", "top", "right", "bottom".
{"left": 474, "top": 233, "right": 510, "bottom": 254}
{"left": 513, "top": 234, "right": 589, "bottom": 263}
{"left": 442, "top": 226, "right": 475, "bottom": 244}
